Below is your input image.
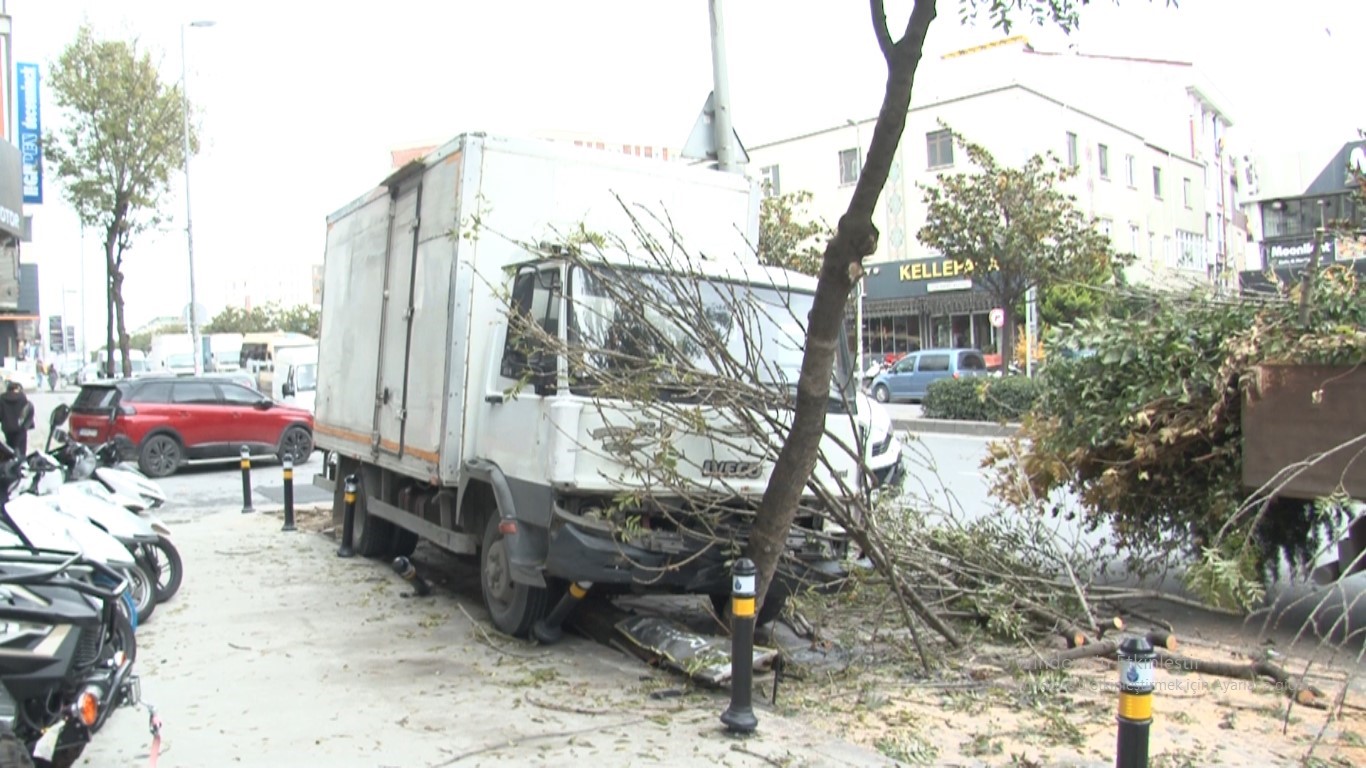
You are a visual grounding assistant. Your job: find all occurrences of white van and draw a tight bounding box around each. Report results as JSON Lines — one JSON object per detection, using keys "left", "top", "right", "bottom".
{"left": 273, "top": 345, "right": 318, "bottom": 412}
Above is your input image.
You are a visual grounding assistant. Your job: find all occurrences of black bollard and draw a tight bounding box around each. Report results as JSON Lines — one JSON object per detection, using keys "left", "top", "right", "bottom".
{"left": 391, "top": 556, "right": 431, "bottom": 596}
{"left": 720, "top": 559, "right": 759, "bottom": 734}
{"left": 1116, "top": 635, "right": 1155, "bottom": 768}
{"left": 337, "top": 474, "right": 357, "bottom": 558}
{"left": 281, "top": 456, "right": 296, "bottom": 532}
{"left": 239, "top": 446, "right": 255, "bottom": 514}
{"left": 532, "top": 581, "right": 593, "bottom": 644}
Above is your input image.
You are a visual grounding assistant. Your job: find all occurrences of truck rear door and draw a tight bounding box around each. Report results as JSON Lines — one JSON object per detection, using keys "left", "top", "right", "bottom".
{"left": 373, "top": 178, "right": 422, "bottom": 460}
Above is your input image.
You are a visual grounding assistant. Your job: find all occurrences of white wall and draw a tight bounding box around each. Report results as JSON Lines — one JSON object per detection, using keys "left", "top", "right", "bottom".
{"left": 750, "top": 84, "right": 1212, "bottom": 292}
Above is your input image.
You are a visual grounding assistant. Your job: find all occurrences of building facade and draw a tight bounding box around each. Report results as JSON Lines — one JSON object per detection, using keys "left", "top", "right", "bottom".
{"left": 747, "top": 39, "right": 1243, "bottom": 360}
{"left": 1239, "top": 139, "right": 1366, "bottom": 292}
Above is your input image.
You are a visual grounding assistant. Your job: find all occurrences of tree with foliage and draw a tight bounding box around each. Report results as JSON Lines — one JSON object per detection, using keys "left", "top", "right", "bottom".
{"left": 986, "top": 265, "right": 1365, "bottom": 607}
{"left": 45, "top": 26, "right": 196, "bottom": 378}
{"left": 917, "top": 131, "right": 1126, "bottom": 356}
{"left": 757, "top": 191, "right": 831, "bottom": 276}
{"left": 202, "top": 303, "right": 320, "bottom": 337}
{"left": 128, "top": 322, "right": 186, "bottom": 354}
{"left": 743, "top": 0, "right": 1158, "bottom": 647}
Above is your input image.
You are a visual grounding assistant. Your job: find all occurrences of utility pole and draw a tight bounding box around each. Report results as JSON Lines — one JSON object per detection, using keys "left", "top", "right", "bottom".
{"left": 708, "top": 0, "right": 738, "bottom": 173}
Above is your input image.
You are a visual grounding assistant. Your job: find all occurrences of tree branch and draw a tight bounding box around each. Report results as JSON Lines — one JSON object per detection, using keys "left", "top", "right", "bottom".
{"left": 869, "top": 0, "right": 895, "bottom": 61}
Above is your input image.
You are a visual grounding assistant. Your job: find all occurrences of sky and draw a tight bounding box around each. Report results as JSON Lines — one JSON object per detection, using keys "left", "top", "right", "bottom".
{"left": 9, "top": 0, "right": 1363, "bottom": 356}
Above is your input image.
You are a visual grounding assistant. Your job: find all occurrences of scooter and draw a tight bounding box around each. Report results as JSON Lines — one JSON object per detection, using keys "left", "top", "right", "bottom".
{"left": 47, "top": 407, "right": 182, "bottom": 605}
{"left": 0, "top": 471, "right": 140, "bottom": 768}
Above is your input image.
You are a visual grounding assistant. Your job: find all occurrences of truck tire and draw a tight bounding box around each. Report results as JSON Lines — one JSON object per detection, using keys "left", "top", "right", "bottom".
{"left": 333, "top": 471, "right": 392, "bottom": 558}
{"left": 480, "top": 515, "right": 551, "bottom": 637}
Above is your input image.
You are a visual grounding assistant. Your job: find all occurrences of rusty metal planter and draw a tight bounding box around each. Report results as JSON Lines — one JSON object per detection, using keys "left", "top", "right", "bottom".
{"left": 1241, "top": 364, "right": 1366, "bottom": 499}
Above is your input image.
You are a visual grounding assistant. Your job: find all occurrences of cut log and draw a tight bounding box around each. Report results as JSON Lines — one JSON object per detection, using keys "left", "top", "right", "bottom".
{"left": 1019, "top": 639, "right": 1118, "bottom": 673}
{"left": 1155, "top": 649, "right": 1325, "bottom": 709}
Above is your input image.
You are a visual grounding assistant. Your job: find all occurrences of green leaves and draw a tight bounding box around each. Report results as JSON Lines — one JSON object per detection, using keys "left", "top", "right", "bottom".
{"left": 202, "top": 303, "right": 320, "bottom": 336}
{"left": 44, "top": 25, "right": 194, "bottom": 247}
{"left": 757, "top": 191, "right": 831, "bottom": 276}
{"left": 917, "top": 128, "right": 1127, "bottom": 354}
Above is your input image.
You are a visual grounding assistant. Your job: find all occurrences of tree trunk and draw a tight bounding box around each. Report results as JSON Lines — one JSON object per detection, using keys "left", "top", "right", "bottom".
{"left": 104, "top": 232, "right": 117, "bottom": 378}
{"left": 112, "top": 266, "right": 130, "bottom": 378}
{"left": 746, "top": 0, "right": 938, "bottom": 607}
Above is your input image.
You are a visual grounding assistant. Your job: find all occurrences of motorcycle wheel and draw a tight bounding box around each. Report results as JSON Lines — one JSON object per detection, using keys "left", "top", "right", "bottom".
{"left": 140, "top": 536, "right": 184, "bottom": 603}
{"left": 0, "top": 722, "right": 34, "bottom": 768}
{"left": 124, "top": 563, "right": 156, "bottom": 625}
{"left": 107, "top": 601, "right": 137, "bottom": 667}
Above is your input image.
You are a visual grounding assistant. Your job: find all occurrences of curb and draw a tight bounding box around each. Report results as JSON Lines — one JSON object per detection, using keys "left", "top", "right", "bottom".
{"left": 892, "top": 418, "right": 1019, "bottom": 439}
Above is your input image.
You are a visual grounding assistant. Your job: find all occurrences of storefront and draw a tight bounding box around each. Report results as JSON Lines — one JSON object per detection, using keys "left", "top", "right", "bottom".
{"left": 852, "top": 255, "right": 999, "bottom": 361}
{"left": 0, "top": 141, "right": 30, "bottom": 360}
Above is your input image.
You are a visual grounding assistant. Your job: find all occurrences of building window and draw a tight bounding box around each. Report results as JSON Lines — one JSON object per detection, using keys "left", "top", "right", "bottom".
{"left": 838, "top": 148, "right": 860, "bottom": 185}
{"left": 1164, "top": 235, "right": 1174, "bottom": 267}
{"left": 1176, "top": 230, "right": 1205, "bottom": 270}
{"left": 1098, "top": 144, "right": 1110, "bottom": 180}
{"left": 1129, "top": 224, "right": 1140, "bottom": 256}
{"left": 1148, "top": 231, "right": 1156, "bottom": 263}
{"left": 1183, "top": 177, "right": 1192, "bottom": 209}
{"left": 1152, "top": 166, "right": 1163, "bottom": 199}
{"left": 1125, "top": 154, "right": 1136, "bottom": 187}
{"left": 926, "top": 129, "right": 954, "bottom": 169}
{"left": 759, "top": 165, "right": 781, "bottom": 198}
{"left": 1097, "top": 217, "right": 1113, "bottom": 238}
{"left": 1066, "top": 132, "right": 1079, "bottom": 168}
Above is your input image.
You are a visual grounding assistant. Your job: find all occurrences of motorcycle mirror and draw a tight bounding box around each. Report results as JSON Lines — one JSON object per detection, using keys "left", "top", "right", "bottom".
{"left": 49, "top": 403, "right": 71, "bottom": 429}
{"left": 53, "top": 429, "right": 69, "bottom": 444}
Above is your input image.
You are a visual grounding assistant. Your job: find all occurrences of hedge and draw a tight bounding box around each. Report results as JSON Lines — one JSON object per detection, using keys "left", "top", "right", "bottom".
{"left": 920, "top": 376, "right": 1039, "bottom": 422}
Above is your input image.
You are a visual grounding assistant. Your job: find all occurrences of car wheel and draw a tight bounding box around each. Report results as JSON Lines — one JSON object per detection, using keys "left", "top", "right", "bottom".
{"left": 138, "top": 434, "right": 182, "bottom": 478}
{"left": 277, "top": 426, "right": 313, "bottom": 464}
{"left": 872, "top": 384, "right": 891, "bottom": 403}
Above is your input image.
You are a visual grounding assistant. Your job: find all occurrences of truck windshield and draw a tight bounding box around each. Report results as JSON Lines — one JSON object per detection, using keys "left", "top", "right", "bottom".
{"left": 568, "top": 266, "right": 847, "bottom": 400}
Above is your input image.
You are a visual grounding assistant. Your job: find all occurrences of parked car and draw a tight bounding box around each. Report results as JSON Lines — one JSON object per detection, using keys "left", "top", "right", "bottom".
{"left": 67, "top": 374, "right": 314, "bottom": 478}
{"left": 868, "top": 347, "right": 989, "bottom": 403}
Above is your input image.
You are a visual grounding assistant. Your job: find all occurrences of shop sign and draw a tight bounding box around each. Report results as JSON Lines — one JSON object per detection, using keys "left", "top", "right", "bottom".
{"left": 1264, "top": 237, "right": 1335, "bottom": 269}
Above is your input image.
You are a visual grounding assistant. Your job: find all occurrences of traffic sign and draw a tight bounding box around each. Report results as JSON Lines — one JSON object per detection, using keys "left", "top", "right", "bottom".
{"left": 989, "top": 308, "right": 1005, "bottom": 328}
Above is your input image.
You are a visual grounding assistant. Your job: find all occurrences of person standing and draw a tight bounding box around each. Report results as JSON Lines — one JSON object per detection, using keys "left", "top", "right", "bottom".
{"left": 0, "top": 381, "right": 35, "bottom": 459}
{"left": 47, "top": 364, "right": 58, "bottom": 392}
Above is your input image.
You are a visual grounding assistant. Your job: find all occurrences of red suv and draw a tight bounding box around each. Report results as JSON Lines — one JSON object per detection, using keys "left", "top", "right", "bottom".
{"left": 69, "top": 375, "right": 314, "bottom": 477}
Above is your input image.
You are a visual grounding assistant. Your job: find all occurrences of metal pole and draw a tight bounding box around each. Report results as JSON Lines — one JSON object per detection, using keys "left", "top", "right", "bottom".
{"left": 281, "top": 456, "right": 296, "bottom": 531}
{"left": 79, "top": 226, "right": 87, "bottom": 362}
{"left": 707, "top": 0, "right": 738, "bottom": 173}
{"left": 181, "top": 23, "right": 203, "bottom": 376}
{"left": 239, "top": 445, "right": 254, "bottom": 513}
{"left": 855, "top": 278, "right": 865, "bottom": 384}
{"left": 1024, "top": 286, "right": 1036, "bottom": 378}
{"left": 337, "top": 474, "right": 357, "bottom": 558}
{"left": 1115, "top": 636, "right": 1154, "bottom": 767}
{"left": 720, "top": 558, "right": 759, "bottom": 734}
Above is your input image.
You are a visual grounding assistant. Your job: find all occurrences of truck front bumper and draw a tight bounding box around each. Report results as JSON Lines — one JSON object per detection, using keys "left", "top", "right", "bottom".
{"left": 542, "top": 506, "right": 847, "bottom": 596}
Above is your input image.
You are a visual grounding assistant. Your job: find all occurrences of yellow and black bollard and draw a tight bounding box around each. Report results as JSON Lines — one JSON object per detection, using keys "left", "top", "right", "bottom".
{"left": 337, "top": 474, "right": 358, "bottom": 558}
{"left": 532, "top": 581, "right": 593, "bottom": 644}
{"left": 239, "top": 446, "right": 255, "bottom": 514}
{"left": 1116, "top": 635, "right": 1155, "bottom": 768}
{"left": 281, "top": 456, "right": 296, "bottom": 532}
{"left": 720, "top": 558, "right": 759, "bottom": 734}
{"left": 391, "top": 556, "right": 432, "bottom": 596}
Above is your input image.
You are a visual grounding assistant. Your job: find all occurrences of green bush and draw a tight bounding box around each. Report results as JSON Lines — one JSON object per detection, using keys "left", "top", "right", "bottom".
{"left": 921, "top": 376, "right": 1038, "bottom": 422}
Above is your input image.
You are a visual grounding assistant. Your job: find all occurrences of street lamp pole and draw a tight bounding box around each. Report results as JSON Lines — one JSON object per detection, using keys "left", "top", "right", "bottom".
{"left": 181, "top": 20, "right": 214, "bottom": 376}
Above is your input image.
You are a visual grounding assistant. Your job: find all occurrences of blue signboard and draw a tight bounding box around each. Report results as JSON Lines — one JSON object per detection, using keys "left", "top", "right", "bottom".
{"left": 17, "top": 62, "right": 43, "bottom": 205}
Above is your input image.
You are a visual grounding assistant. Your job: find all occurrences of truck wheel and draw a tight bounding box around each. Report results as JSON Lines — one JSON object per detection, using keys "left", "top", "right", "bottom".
{"left": 480, "top": 515, "right": 551, "bottom": 637}
{"left": 333, "top": 472, "right": 392, "bottom": 558}
{"left": 391, "top": 527, "right": 419, "bottom": 559}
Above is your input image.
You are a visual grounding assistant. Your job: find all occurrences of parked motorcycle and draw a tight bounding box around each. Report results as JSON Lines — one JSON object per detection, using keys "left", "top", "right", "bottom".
{"left": 0, "top": 459, "right": 140, "bottom": 768}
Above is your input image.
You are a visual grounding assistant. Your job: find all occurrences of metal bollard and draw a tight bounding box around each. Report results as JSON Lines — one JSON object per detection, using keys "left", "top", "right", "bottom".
{"left": 391, "top": 556, "right": 431, "bottom": 597}
{"left": 1116, "top": 635, "right": 1155, "bottom": 768}
{"left": 720, "top": 558, "right": 759, "bottom": 734}
{"left": 239, "top": 446, "right": 255, "bottom": 514}
{"left": 337, "top": 474, "right": 358, "bottom": 558}
{"left": 281, "top": 456, "right": 296, "bottom": 532}
{"left": 532, "top": 580, "right": 593, "bottom": 645}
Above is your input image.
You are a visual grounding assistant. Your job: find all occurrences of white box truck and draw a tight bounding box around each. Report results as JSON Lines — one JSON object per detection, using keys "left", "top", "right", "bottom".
{"left": 314, "top": 133, "right": 878, "bottom": 638}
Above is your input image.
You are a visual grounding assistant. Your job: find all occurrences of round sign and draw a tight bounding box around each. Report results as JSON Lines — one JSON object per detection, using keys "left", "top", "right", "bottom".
{"left": 989, "top": 308, "right": 1005, "bottom": 328}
